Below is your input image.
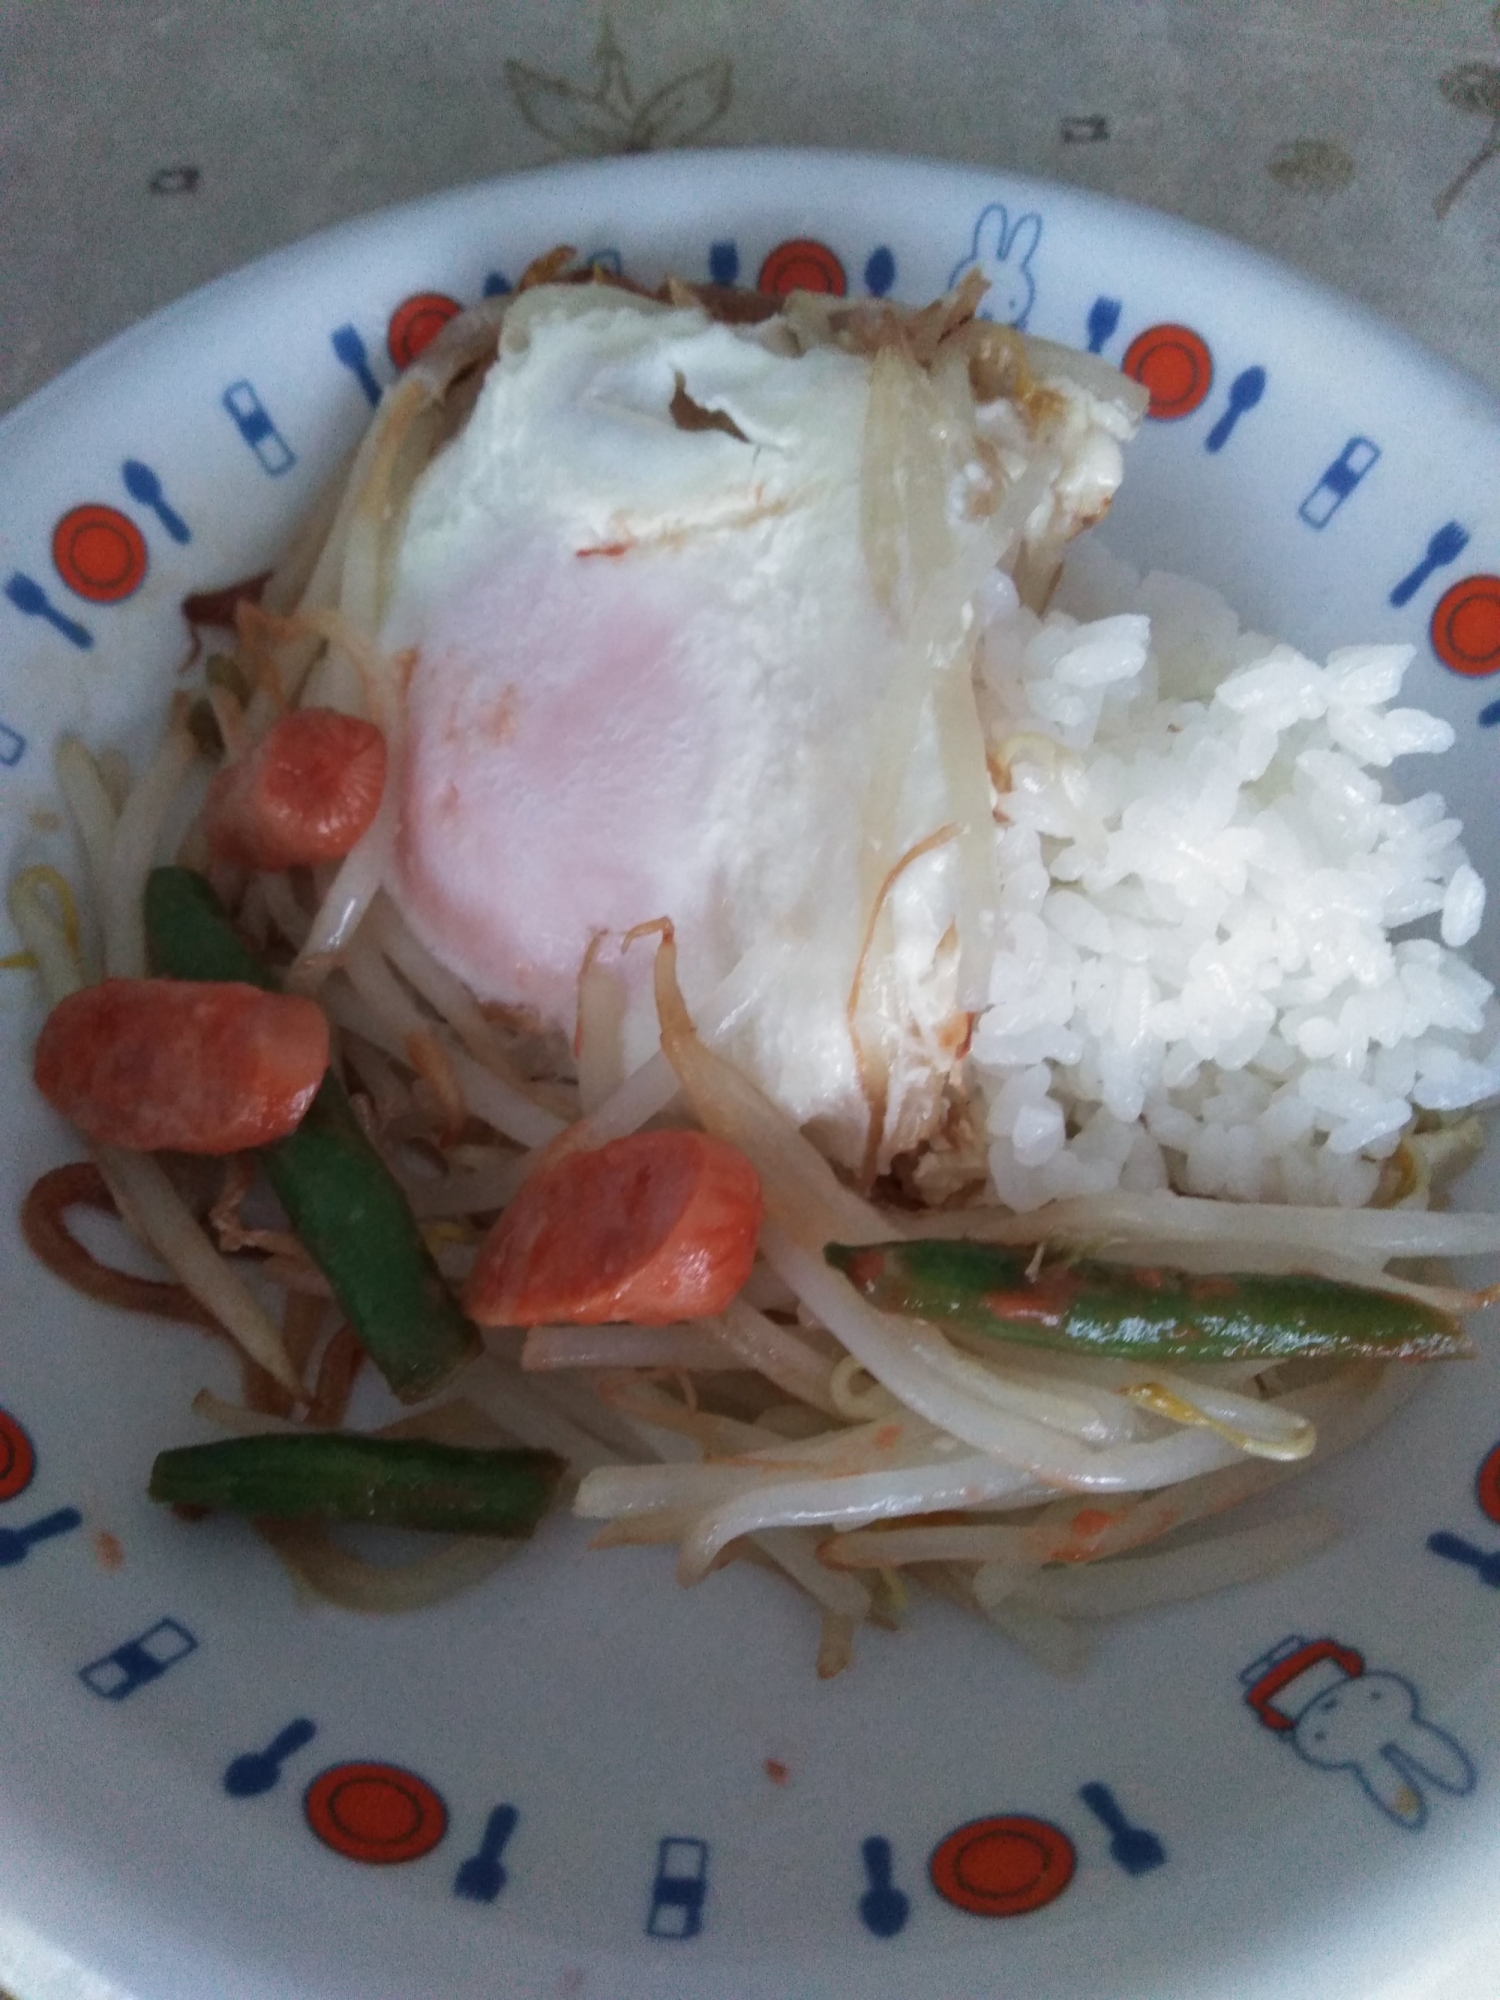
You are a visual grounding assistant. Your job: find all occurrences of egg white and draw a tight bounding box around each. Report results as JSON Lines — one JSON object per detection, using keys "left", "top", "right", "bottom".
{"left": 380, "top": 283, "right": 1137, "bottom": 1170}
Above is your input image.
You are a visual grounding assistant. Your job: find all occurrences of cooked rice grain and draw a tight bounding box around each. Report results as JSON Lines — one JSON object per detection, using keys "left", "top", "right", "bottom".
{"left": 971, "top": 545, "right": 1498, "bottom": 1212}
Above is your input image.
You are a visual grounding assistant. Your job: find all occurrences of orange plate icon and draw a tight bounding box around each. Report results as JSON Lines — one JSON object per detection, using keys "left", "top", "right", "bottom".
{"left": 304, "top": 1760, "right": 448, "bottom": 1865}
{"left": 757, "top": 238, "right": 847, "bottom": 298}
{"left": 387, "top": 292, "right": 463, "bottom": 371}
{"left": 0, "top": 1409, "right": 36, "bottom": 1503}
{"left": 929, "top": 1813, "right": 1076, "bottom": 1917}
{"left": 1430, "top": 574, "right": 1500, "bottom": 678}
{"left": 1121, "top": 323, "right": 1214, "bottom": 421}
{"left": 52, "top": 505, "right": 148, "bottom": 604}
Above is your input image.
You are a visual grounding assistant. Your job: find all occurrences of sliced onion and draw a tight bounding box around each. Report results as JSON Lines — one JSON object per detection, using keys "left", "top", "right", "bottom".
{"left": 673, "top": 1451, "right": 1049, "bottom": 1581}
{"left": 22, "top": 1161, "right": 217, "bottom": 1330}
{"left": 752, "top": 1527, "right": 870, "bottom": 1619}
{"left": 324, "top": 964, "right": 564, "bottom": 1148}
{"left": 402, "top": 1154, "right": 529, "bottom": 1219}
{"left": 650, "top": 924, "right": 897, "bottom": 1247}
{"left": 899, "top": 1190, "right": 1500, "bottom": 1262}
{"left": 824, "top": 1519, "right": 1038, "bottom": 1570}
{"left": 971, "top": 1580, "right": 1096, "bottom": 1677}
{"left": 455, "top": 1353, "right": 623, "bottom": 1474}
{"left": 287, "top": 731, "right": 403, "bottom": 983}
{"left": 1025, "top": 1508, "right": 1342, "bottom": 1619}
{"left": 522, "top": 1325, "right": 744, "bottom": 1372}
{"left": 760, "top": 1220, "right": 1250, "bottom": 1487}
{"left": 826, "top": 1364, "right": 1406, "bottom": 1575}
{"left": 258, "top": 1518, "right": 517, "bottom": 1613}
{"left": 261, "top": 448, "right": 357, "bottom": 619}
{"left": 370, "top": 896, "right": 568, "bottom": 1119}
{"left": 8, "top": 867, "right": 85, "bottom": 1000}
{"left": 816, "top": 1611, "right": 857, "bottom": 1678}
{"left": 574, "top": 938, "right": 629, "bottom": 1115}
{"left": 192, "top": 1389, "right": 307, "bottom": 1435}
{"left": 709, "top": 1298, "right": 843, "bottom": 1416}
{"left": 103, "top": 711, "right": 196, "bottom": 978}
{"left": 1122, "top": 1377, "right": 1315, "bottom": 1464}
{"left": 260, "top": 871, "right": 312, "bottom": 949}
{"left": 97, "top": 1147, "right": 301, "bottom": 1394}
{"left": 53, "top": 738, "right": 117, "bottom": 976}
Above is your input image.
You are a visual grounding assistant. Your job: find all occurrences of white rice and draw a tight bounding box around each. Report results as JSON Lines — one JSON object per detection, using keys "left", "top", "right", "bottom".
{"left": 968, "top": 542, "right": 1499, "bottom": 1212}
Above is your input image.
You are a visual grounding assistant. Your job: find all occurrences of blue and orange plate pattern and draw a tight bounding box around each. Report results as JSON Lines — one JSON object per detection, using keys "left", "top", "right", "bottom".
{"left": 1, "top": 155, "right": 1498, "bottom": 2000}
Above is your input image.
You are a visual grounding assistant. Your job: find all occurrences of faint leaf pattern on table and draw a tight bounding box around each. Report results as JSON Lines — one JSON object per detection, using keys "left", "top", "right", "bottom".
{"left": 630, "top": 61, "right": 733, "bottom": 152}
{"left": 506, "top": 18, "right": 731, "bottom": 158}
{"left": 1268, "top": 138, "right": 1354, "bottom": 195}
{"left": 504, "top": 61, "right": 635, "bottom": 155}
{"left": 1436, "top": 61, "right": 1500, "bottom": 219}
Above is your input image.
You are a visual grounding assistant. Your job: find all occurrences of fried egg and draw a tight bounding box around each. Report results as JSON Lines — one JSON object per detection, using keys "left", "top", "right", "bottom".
{"left": 381, "top": 279, "right": 1142, "bottom": 1171}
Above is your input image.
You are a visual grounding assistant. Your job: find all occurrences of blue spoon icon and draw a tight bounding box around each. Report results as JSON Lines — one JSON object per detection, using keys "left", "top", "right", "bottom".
{"left": 453, "top": 1803, "right": 519, "bottom": 1902}
{"left": 0, "top": 1507, "right": 83, "bottom": 1566}
{"left": 1204, "top": 366, "right": 1267, "bottom": 453}
{"left": 1427, "top": 1529, "right": 1500, "bottom": 1587}
{"left": 4, "top": 573, "right": 93, "bottom": 648}
{"left": 1085, "top": 296, "right": 1122, "bottom": 354}
{"left": 121, "top": 460, "right": 191, "bottom": 543}
{"left": 331, "top": 324, "right": 382, "bottom": 406}
{"left": 222, "top": 1717, "right": 318, "bottom": 1797}
{"left": 857, "top": 1836, "right": 910, "bottom": 1937}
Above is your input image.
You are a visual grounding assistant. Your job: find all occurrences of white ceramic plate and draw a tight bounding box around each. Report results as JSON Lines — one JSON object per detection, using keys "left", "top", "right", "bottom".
{"left": 3, "top": 150, "right": 1499, "bottom": 2000}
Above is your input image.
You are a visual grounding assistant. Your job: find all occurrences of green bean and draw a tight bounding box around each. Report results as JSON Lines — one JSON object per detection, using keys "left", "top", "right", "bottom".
{"left": 145, "top": 866, "right": 479, "bottom": 1402}
{"left": 824, "top": 1238, "right": 1469, "bottom": 1363}
{"left": 150, "top": 1433, "right": 563, "bottom": 1535}
{"left": 144, "top": 864, "right": 284, "bottom": 994}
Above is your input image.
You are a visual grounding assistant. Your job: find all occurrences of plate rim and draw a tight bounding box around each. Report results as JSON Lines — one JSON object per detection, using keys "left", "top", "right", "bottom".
{"left": 3, "top": 144, "right": 1499, "bottom": 2000}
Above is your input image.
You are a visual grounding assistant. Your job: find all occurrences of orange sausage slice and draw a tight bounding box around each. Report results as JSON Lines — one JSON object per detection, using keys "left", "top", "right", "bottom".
{"left": 34, "top": 978, "right": 329, "bottom": 1153}
{"left": 207, "top": 709, "right": 386, "bottom": 871}
{"left": 463, "top": 1129, "right": 763, "bottom": 1327}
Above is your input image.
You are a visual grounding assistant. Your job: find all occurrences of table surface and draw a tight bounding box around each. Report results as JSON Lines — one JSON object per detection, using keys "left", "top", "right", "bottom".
{"left": 2, "top": 0, "right": 1498, "bottom": 417}
{"left": 2, "top": 4, "right": 1498, "bottom": 1998}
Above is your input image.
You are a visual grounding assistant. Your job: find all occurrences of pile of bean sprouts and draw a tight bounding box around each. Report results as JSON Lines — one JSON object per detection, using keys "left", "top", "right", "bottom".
{"left": 11, "top": 261, "right": 1500, "bottom": 1678}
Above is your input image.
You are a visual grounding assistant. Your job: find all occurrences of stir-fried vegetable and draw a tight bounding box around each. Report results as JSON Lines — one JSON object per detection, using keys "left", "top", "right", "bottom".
{"left": 15, "top": 260, "right": 1497, "bottom": 1678}
{"left": 33, "top": 977, "right": 329, "bottom": 1153}
{"left": 145, "top": 865, "right": 478, "bottom": 1402}
{"left": 206, "top": 708, "right": 387, "bottom": 870}
{"left": 464, "top": 1127, "right": 764, "bottom": 1327}
{"left": 825, "top": 1238, "right": 1473, "bottom": 1363}
{"left": 149, "top": 1434, "right": 564, "bottom": 1535}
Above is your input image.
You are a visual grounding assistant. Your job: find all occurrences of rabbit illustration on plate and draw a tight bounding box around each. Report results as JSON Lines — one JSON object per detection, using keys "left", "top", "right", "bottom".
{"left": 949, "top": 202, "right": 1043, "bottom": 327}
{"left": 1241, "top": 1635, "right": 1476, "bottom": 1830}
